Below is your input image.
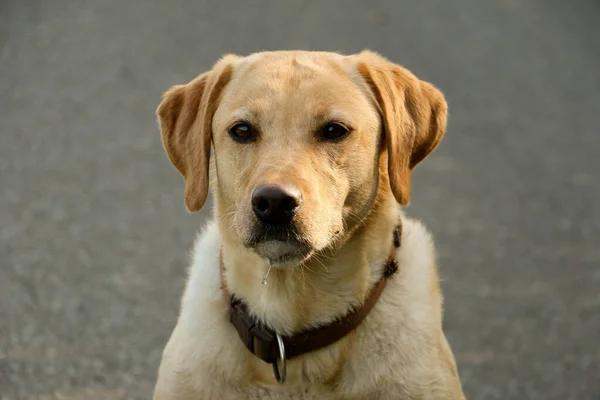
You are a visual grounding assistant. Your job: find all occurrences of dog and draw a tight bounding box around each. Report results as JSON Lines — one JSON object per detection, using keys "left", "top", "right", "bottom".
{"left": 153, "top": 50, "right": 465, "bottom": 399}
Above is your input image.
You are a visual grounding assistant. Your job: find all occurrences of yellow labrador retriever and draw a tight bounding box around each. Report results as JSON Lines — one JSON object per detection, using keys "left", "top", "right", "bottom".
{"left": 154, "top": 50, "right": 465, "bottom": 400}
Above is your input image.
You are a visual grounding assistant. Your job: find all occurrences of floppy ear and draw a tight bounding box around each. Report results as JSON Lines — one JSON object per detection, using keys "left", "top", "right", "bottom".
{"left": 355, "top": 51, "right": 448, "bottom": 206}
{"left": 156, "top": 56, "right": 237, "bottom": 212}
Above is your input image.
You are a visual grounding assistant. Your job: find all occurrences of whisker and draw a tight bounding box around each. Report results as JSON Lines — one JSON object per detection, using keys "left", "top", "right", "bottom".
{"left": 310, "top": 255, "right": 329, "bottom": 274}
{"left": 347, "top": 210, "right": 367, "bottom": 228}
{"left": 299, "top": 263, "right": 307, "bottom": 290}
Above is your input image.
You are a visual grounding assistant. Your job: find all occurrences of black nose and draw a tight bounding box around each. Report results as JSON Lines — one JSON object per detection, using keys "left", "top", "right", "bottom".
{"left": 252, "top": 184, "right": 302, "bottom": 225}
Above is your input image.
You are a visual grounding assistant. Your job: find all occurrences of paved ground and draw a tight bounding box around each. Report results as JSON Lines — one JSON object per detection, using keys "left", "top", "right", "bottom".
{"left": 1, "top": 0, "right": 599, "bottom": 399}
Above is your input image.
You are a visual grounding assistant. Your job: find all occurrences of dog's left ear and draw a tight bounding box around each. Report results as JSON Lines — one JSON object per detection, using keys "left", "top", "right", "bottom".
{"left": 156, "top": 55, "right": 238, "bottom": 212}
{"left": 355, "top": 51, "right": 448, "bottom": 206}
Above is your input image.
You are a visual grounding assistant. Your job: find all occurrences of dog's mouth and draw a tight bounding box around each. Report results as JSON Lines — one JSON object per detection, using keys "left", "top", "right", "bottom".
{"left": 243, "top": 224, "right": 312, "bottom": 265}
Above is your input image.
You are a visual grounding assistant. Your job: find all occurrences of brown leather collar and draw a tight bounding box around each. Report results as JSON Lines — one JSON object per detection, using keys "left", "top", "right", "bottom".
{"left": 220, "top": 223, "right": 401, "bottom": 383}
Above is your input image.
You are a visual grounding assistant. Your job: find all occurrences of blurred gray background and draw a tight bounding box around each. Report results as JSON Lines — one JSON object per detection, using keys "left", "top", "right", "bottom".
{"left": 1, "top": 0, "right": 599, "bottom": 399}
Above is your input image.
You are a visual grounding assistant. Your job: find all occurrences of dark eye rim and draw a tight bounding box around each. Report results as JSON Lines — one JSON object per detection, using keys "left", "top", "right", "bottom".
{"left": 227, "top": 122, "right": 258, "bottom": 143}
{"left": 319, "top": 122, "right": 352, "bottom": 142}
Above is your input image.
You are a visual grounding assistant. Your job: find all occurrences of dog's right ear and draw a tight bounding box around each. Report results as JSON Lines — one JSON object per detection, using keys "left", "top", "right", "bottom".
{"left": 157, "top": 55, "right": 238, "bottom": 212}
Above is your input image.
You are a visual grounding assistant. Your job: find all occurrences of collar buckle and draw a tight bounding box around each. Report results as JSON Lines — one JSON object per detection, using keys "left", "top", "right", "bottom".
{"left": 230, "top": 298, "right": 287, "bottom": 383}
{"left": 230, "top": 297, "right": 277, "bottom": 363}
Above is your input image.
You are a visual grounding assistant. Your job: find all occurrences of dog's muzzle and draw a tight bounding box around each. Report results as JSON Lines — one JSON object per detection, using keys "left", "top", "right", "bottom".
{"left": 246, "top": 184, "right": 309, "bottom": 264}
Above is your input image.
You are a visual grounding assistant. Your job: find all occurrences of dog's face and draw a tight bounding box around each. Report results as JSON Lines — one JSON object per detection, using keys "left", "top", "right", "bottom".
{"left": 211, "top": 53, "right": 382, "bottom": 264}
{"left": 157, "top": 51, "right": 447, "bottom": 266}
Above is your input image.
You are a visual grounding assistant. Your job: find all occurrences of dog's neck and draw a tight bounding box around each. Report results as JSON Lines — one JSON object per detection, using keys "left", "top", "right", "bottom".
{"left": 218, "top": 194, "right": 399, "bottom": 335}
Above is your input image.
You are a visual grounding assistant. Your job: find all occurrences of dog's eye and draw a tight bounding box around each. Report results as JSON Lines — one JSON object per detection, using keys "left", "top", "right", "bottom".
{"left": 320, "top": 123, "right": 351, "bottom": 142}
{"left": 228, "top": 123, "right": 257, "bottom": 143}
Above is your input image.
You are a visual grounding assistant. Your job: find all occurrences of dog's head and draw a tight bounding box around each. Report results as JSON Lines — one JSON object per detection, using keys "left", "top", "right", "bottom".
{"left": 157, "top": 51, "right": 447, "bottom": 266}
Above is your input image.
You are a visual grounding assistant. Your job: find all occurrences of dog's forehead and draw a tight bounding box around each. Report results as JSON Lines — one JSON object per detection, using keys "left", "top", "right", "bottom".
{"left": 218, "top": 51, "right": 373, "bottom": 122}
{"left": 240, "top": 51, "right": 350, "bottom": 77}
